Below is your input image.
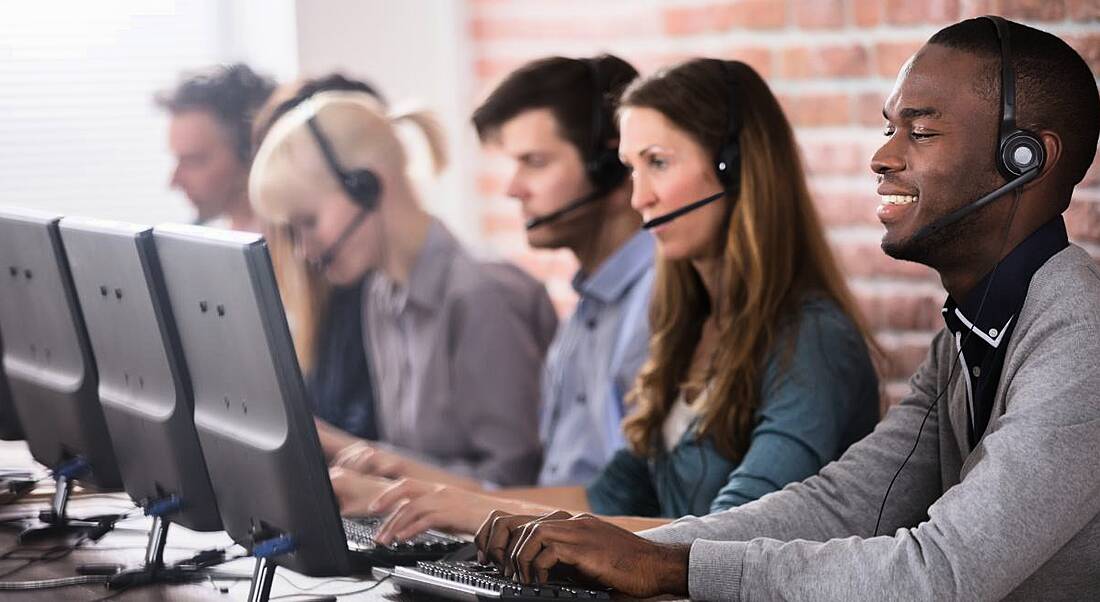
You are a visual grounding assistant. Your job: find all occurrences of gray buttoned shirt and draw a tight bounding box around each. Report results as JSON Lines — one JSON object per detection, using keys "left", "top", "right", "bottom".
{"left": 362, "top": 219, "right": 556, "bottom": 486}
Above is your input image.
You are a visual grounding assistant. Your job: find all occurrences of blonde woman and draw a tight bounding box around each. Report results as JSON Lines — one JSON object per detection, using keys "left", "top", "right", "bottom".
{"left": 251, "top": 92, "right": 557, "bottom": 486}
{"left": 253, "top": 75, "right": 389, "bottom": 440}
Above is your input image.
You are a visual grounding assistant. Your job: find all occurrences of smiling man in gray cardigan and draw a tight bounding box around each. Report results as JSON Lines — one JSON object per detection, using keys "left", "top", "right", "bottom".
{"left": 473, "top": 17, "right": 1100, "bottom": 601}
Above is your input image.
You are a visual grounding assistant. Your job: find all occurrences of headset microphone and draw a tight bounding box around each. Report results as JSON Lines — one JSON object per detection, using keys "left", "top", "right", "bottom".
{"left": 641, "top": 61, "right": 742, "bottom": 232}
{"left": 524, "top": 57, "right": 629, "bottom": 231}
{"left": 909, "top": 166, "right": 1038, "bottom": 242}
{"left": 524, "top": 189, "right": 605, "bottom": 230}
{"left": 311, "top": 209, "right": 370, "bottom": 271}
{"left": 641, "top": 191, "right": 725, "bottom": 230}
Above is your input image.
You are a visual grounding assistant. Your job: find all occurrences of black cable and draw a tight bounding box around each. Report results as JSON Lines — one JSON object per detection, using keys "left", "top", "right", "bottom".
{"left": 872, "top": 189, "right": 1023, "bottom": 537}
{"left": 268, "top": 573, "right": 392, "bottom": 600}
{"left": 0, "top": 535, "right": 91, "bottom": 580}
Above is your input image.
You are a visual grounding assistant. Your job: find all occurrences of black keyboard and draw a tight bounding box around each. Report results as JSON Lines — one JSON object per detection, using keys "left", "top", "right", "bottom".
{"left": 342, "top": 517, "right": 469, "bottom": 566}
{"left": 391, "top": 560, "right": 612, "bottom": 600}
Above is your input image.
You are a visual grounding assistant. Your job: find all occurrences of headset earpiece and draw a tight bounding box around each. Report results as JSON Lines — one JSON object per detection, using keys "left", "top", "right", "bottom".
{"left": 986, "top": 15, "right": 1045, "bottom": 182}
{"left": 999, "top": 130, "right": 1044, "bottom": 179}
{"left": 306, "top": 115, "right": 383, "bottom": 212}
{"left": 713, "top": 60, "right": 742, "bottom": 195}
{"left": 582, "top": 58, "right": 629, "bottom": 193}
{"left": 339, "top": 169, "right": 383, "bottom": 212}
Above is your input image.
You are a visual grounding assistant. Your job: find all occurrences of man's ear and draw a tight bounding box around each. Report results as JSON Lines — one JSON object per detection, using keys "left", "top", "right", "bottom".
{"left": 1028, "top": 129, "right": 1062, "bottom": 188}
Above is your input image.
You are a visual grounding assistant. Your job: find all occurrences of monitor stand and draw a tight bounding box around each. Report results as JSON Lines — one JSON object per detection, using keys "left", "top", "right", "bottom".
{"left": 246, "top": 532, "right": 296, "bottom": 602}
{"left": 16, "top": 458, "right": 111, "bottom": 543}
{"left": 105, "top": 512, "right": 212, "bottom": 589}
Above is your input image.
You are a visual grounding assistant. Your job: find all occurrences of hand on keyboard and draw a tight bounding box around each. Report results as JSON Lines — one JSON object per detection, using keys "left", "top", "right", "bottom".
{"left": 369, "top": 477, "right": 500, "bottom": 544}
{"left": 475, "top": 510, "right": 691, "bottom": 598}
{"left": 328, "top": 466, "right": 393, "bottom": 516}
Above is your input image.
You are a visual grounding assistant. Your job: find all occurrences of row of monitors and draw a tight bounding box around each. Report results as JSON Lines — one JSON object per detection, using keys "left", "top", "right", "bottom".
{"left": 0, "top": 207, "right": 358, "bottom": 577}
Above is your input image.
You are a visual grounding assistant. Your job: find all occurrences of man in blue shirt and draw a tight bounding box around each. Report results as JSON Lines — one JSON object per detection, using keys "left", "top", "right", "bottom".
{"left": 472, "top": 54, "right": 654, "bottom": 487}
{"left": 325, "top": 55, "right": 654, "bottom": 492}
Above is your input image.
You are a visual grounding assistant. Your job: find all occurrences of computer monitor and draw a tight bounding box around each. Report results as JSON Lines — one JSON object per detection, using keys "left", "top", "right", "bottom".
{"left": 58, "top": 217, "right": 223, "bottom": 545}
{"left": 0, "top": 207, "right": 122, "bottom": 493}
{"left": 152, "top": 224, "right": 350, "bottom": 580}
{"left": 0, "top": 327, "right": 25, "bottom": 441}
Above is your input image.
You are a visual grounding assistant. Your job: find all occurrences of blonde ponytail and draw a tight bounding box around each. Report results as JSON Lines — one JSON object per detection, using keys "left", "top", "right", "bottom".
{"left": 391, "top": 108, "right": 449, "bottom": 174}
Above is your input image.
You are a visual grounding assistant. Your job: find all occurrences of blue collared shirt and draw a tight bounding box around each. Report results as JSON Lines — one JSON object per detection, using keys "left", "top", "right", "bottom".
{"left": 537, "top": 230, "right": 656, "bottom": 486}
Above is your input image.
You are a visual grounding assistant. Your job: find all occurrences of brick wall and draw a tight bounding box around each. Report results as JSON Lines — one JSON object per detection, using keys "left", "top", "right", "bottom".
{"left": 466, "top": 0, "right": 1100, "bottom": 403}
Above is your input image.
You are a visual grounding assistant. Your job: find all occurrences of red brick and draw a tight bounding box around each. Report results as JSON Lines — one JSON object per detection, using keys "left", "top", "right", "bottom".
{"left": 663, "top": 1, "right": 786, "bottom": 35}
{"left": 1068, "top": 0, "right": 1100, "bottom": 20}
{"left": 1082, "top": 151, "right": 1100, "bottom": 188}
{"left": 1067, "top": 34, "right": 1100, "bottom": 76}
{"left": 874, "top": 40, "right": 924, "bottom": 78}
{"left": 474, "top": 57, "right": 528, "bottom": 83}
{"left": 800, "top": 140, "right": 864, "bottom": 176}
{"left": 877, "top": 332, "right": 938, "bottom": 380}
{"left": 780, "top": 92, "right": 852, "bottom": 127}
{"left": 997, "top": 0, "right": 1067, "bottom": 20}
{"left": 476, "top": 172, "right": 506, "bottom": 197}
{"left": 835, "top": 238, "right": 943, "bottom": 280}
{"left": 469, "top": 15, "right": 660, "bottom": 41}
{"left": 481, "top": 207, "right": 524, "bottom": 234}
{"left": 793, "top": 0, "right": 846, "bottom": 29}
{"left": 884, "top": 0, "right": 960, "bottom": 24}
{"left": 632, "top": 52, "right": 692, "bottom": 75}
{"left": 812, "top": 187, "right": 886, "bottom": 227}
{"left": 782, "top": 44, "right": 871, "bottom": 79}
{"left": 719, "top": 46, "right": 774, "bottom": 78}
{"left": 1066, "top": 193, "right": 1100, "bottom": 244}
{"left": 959, "top": 0, "right": 998, "bottom": 18}
{"left": 855, "top": 284, "right": 947, "bottom": 333}
{"left": 853, "top": 0, "right": 883, "bottom": 26}
{"left": 857, "top": 91, "right": 890, "bottom": 127}
{"left": 883, "top": 380, "right": 913, "bottom": 409}
{"left": 725, "top": 0, "right": 788, "bottom": 29}
{"left": 663, "top": 5, "right": 714, "bottom": 35}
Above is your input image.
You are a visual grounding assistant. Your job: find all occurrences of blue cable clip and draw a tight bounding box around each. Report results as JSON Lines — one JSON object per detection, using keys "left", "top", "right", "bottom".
{"left": 253, "top": 534, "right": 296, "bottom": 559}
{"left": 144, "top": 495, "right": 182, "bottom": 517}
{"left": 54, "top": 457, "right": 90, "bottom": 480}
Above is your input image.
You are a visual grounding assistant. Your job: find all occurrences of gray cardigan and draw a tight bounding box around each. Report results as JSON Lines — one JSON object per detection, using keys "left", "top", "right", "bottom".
{"left": 642, "top": 244, "right": 1100, "bottom": 601}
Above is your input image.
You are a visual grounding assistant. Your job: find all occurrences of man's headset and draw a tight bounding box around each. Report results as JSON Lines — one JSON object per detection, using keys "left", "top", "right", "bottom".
{"left": 304, "top": 108, "right": 384, "bottom": 270}
{"left": 908, "top": 15, "right": 1045, "bottom": 242}
{"left": 641, "top": 59, "right": 743, "bottom": 230}
{"left": 524, "top": 57, "right": 631, "bottom": 230}
{"left": 873, "top": 15, "right": 1044, "bottom": 536}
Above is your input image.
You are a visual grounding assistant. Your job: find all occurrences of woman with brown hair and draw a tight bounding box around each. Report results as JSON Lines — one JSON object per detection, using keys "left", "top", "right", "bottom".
{"left": 330, "top": 58, "right": 880, "bottom": 537}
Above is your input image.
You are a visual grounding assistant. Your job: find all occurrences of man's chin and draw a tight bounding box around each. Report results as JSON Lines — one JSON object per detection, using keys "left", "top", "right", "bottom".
{"left": 880, "top": 228, "right": 939, "bottom": 265}
{"left": 524, "top": 233, "right": 565, "bottom": 250}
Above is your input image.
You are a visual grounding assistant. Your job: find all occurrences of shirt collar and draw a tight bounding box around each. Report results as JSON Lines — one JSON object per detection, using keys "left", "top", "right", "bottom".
{"left": 571, "top": 230, "right": 656, "bottom": 304}
{"left": 373, "top": 218, "right": 457, "bottom": 313}
{"left": 942, "top": 215, "right": 1068, "bottom": 346}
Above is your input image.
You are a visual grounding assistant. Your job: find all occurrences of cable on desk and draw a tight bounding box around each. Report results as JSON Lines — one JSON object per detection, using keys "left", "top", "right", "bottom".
{"left": 0, "top": 535, "right": 91, "bottom": 580}
{"left": 268, "top": 573, "right": 393, "bottom": 600}
{"left": 0, "top": 573, "right": 110, "bottom": 591}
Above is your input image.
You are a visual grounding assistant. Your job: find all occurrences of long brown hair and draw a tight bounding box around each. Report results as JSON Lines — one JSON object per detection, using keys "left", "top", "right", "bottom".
{"left": 620, "top": 59, "right": 877, "bottom": 462}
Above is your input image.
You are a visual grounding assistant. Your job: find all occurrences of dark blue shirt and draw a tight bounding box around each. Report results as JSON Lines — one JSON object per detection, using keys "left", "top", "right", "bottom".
{"left": 306, "top": 282, "right": 378, "bottom": 439}
{"left": 942, "top": 216, "right": 1068, "bottom": 447}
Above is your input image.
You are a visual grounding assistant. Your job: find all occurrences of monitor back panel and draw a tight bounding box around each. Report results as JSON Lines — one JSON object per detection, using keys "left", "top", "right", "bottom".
{"left": 0, "top": 208, "right": 121, "bottom": 489}
{"left": 59, "top": 217, "right": 222, "bottom": 532}
{"left": 0, "top": 328, "right": 25, "bottom": 440}
{"left": 153, "top": 224, "right": 349, "bottom": 577}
